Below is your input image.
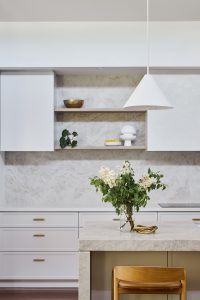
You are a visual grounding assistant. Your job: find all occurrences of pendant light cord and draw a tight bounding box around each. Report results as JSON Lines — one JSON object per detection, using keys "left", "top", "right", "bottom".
{"left": 146, "top": 0, "right": 150, "bottom": 75}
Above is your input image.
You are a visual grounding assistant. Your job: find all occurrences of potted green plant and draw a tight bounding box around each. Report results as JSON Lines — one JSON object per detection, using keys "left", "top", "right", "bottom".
{"left": 59, "top": 129, "right": 78, "bottom": 149}
{"left": 90, "top": 161, "right": 166, "bottom": 231}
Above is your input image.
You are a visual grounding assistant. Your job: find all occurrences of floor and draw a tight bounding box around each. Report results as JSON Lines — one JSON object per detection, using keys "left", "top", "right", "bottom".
{"left": 0, "top": 289, "right": 78, "bottom": 300}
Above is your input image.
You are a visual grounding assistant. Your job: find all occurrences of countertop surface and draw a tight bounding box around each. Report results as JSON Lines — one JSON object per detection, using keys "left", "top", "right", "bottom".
{"left": 79, "top": 220, "right": 200, "bottom": 251}
{"left": 1, "top": 204, "right": 200, "bottom": 212}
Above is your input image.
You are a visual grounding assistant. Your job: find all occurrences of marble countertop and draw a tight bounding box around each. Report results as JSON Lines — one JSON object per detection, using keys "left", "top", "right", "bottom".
{"left": 1, "top": 204, "right": 200, "bottom": 212}
{"left": 79, "top": 220, "right": 200, "bottom": 251}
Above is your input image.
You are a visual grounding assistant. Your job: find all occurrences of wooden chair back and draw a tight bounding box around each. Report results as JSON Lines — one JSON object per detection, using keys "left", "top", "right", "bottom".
{"left": 113, "top": 266, "right": 186, "bottom": 283}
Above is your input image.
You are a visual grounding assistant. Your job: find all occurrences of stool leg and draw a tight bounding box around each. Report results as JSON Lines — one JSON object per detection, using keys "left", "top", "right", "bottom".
{"left": 181, "top": 280, "right": 187, "bottom": 300}
{"left": 113, "top": 278, "right": 119, "bottom": 300}
{"left": 111, "top": 270, "right": 114, "bottom": 300}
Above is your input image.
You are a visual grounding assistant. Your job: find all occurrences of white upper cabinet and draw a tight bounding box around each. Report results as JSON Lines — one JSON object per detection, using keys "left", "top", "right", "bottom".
{"left": 0, "top": 71, "right": 54, "bottom": 151}
{"left": 147, "top": 75, "right": 200, "bottom": 151}
{"left": 0, "top": 22, "right": 200, "bottom": 68}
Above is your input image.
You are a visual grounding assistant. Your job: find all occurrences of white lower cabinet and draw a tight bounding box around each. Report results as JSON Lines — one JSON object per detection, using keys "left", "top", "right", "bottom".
{"left": 0, "top": 209, "right": 198, "bottom": 289}
{"left": 0, "top": 211, "right": 79, "bottom": 288}
{"left": 79, "top": 212, "right": 117, "bottom": 227}
{"left": 0, "top": 228, "right": 78, "bottom": 251}
{"left": 0, "top": 252, "right": 78, "bottom": 280}
{"left": 0, "top": 212, "right": 78, "bottom": 227}
{"left": 158, "top": 212, "right": 200, "bottom": 223}
{"left": 79, "top": 212, "right": 158, "bottom": 227}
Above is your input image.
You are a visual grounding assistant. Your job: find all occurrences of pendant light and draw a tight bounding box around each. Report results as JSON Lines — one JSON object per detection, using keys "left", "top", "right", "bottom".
{"left": 123, "top": 0, "right": 172, "bottom": 110}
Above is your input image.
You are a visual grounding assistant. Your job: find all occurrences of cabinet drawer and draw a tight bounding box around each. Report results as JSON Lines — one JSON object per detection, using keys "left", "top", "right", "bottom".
{"left": 79, "top": 212, "right": 117, "bottom": 227}
{"left": 0, "top": 212, "right": 78, "bottom": 227}
{"left": 0, "top": 252, "right": 78, "bottom": 280}
{"left": 79, "top": 212, "right": 157, "bottom": 227}
{"left": 158, "top": 212, "right": 200, "bottom": 223}
{"left": 0, "top": 228, "right": 78, "bottom": 251}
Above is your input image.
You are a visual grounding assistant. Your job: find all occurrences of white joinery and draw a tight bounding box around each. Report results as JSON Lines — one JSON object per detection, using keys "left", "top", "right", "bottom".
{"left": 0, "top": 71, "right": 54, "bottom": 151}
{"left": 0, "top": 211, "right": 79, "bottom": 288}
{"left": 147, "top": 75, "right": 200, "bottom": 151}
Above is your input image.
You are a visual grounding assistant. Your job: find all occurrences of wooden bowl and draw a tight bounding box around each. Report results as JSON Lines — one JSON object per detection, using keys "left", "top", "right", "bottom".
{"left": 63, "top": 99, "right": 84, "bottom": 108}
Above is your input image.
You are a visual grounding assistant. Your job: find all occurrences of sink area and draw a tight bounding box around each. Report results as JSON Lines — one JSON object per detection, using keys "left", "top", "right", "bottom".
{"left": 159, "top": 203, "right": 200, "bottom": 208}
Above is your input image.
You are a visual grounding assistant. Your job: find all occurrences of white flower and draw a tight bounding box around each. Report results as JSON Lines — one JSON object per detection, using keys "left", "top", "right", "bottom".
{"left": 139, "top": 174, "right": 154, "bottom": 189}
{"left": 121, "top": 161, "right": 133, "bottom": 175}
{"left": 99, "top": 167, "right": 118, "bottom": 188}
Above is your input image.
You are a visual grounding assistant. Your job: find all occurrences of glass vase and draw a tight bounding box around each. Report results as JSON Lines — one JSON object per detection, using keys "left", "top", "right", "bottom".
{"left": 120, "top": 206, "right": 135, "bottom": 232}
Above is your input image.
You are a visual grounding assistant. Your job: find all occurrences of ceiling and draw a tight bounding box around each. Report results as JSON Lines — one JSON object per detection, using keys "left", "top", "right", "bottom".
{"left": 0, "top": 0, "right": 200, "bottom": 22}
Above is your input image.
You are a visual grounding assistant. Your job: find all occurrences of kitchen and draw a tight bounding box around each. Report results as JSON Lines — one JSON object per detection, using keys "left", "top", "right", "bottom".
{"left": 0, "top": 0, "right": 200, "bottom": 300}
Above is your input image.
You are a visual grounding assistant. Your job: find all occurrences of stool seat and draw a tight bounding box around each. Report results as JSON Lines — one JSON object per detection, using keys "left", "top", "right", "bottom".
{"left": 119, "top": 280, "right": 181, "bottom": 290}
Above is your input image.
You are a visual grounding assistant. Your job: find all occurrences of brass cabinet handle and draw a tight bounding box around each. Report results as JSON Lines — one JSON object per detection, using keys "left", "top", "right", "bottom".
{"left": 33, "top": 218, "right": 45, "bottom": 221}
{"left": 33, "top": 234, "right": 45, "bottom": 237}
{"left": 192, "top": 218, "right": 200, "bottom": 221}
{"left": 113, "top": 218, "right": 120, "bottom": 221}
{"left": 33, "top": 258, "right": 45, "bottom": 262}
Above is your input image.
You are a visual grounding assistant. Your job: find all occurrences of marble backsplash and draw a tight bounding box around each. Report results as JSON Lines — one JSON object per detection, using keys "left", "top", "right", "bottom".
{"left": 4, "top": 151, "right": 200, "bottom": 208}
{"left": 2, "top": 73, "right": 200, "bottom": 208}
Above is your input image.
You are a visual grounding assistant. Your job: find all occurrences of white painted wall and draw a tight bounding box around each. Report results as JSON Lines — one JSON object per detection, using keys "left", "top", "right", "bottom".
{"left": 0, "top": 22, "right": 200, "bottom": 68}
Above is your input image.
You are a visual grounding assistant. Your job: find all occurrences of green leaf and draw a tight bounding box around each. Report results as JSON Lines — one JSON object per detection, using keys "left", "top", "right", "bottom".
{"left": 60, "top": 137, "right": 67, "bottom": 149}
{"left": 62, "top": 129, "right": 70, "bottom": 137}
{"left": 71, "top": 140, "right": 77, "bottom": 148}
{"left": 72, "top": 131, "right": 78, "bottom": 137}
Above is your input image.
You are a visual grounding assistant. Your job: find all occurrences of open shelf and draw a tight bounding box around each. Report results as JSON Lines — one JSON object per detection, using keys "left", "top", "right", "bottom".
{"left": 55, "top": 146, "right": 146, "bottom": 150}
{"left": 54, "top": 107, "right": 146, "bottom": 113}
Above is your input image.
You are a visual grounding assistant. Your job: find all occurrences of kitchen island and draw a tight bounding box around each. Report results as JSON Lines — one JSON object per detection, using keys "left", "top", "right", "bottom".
{"left": 79, "top": 220, "right": 200, "bottom": 300}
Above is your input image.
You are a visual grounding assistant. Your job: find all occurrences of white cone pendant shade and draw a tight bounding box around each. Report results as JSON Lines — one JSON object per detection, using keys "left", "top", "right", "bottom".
{"left": 123, "top": 74, "right": 173, "bottom": 110}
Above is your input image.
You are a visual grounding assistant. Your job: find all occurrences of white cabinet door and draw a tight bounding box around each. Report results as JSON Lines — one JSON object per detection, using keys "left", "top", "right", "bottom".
{"left": 0, "top": 71, "right": 54, "bottom": 151}
{"left": 147, "top": 75, "right": 200, "bottom": 151}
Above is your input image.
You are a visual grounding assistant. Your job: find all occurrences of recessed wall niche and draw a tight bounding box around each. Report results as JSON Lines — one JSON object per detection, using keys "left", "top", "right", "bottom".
{"left": 54, "top": 73, "right": 146, "bottom": 149}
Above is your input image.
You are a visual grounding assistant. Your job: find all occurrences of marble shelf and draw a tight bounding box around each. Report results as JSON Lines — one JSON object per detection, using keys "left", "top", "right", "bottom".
{"left": 54, "top": 108, "right": 146, "bottom": 112}
{"left": 54, "top": 146, "right": 146, "bottom": 150}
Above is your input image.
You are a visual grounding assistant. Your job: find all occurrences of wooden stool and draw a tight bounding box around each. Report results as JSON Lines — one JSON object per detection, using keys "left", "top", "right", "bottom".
{"left": 112, "top": 266, "right": 186, "bottom": 300}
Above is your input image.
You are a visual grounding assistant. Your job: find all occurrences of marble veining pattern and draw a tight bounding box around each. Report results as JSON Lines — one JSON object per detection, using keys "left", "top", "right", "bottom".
{"left": 4, "top": 151, "right": 200, "bottom": 208}
{"left": 79, "top": 221, "right": 200, "bottom": 251}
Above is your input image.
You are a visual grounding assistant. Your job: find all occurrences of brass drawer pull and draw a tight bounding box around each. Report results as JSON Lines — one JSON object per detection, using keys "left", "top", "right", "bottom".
{"left": 113, "top": 218, "right": 120, "bottom": 221}
{"left": 192, "top": 218, "right": 200, "bottom": 221}
{"left": 33, "top": 258, "right": 45, "bottom": 262}
{"left": 33, "top": 218, "right": 45, "bottom": 221}
{"left": 33, "top": 234, "right": 45, "bottom": 237}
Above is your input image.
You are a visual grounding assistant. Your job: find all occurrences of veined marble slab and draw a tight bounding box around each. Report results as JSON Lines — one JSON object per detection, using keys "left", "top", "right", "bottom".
{"left": 79, "top": 221, "right": 200, "bottom": 251}
{"left": 1, "top": 205, "right": 200, "bottom": 212}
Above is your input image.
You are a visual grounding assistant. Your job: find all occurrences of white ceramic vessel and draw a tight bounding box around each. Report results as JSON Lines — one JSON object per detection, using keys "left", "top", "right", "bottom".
{"left": 120, "top": 126, "right": 137, "bottom": 147}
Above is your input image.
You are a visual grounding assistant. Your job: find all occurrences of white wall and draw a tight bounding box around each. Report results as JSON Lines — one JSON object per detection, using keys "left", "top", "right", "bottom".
{"left": 0, "top": 22, "right": 200, "bottom": 68}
